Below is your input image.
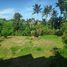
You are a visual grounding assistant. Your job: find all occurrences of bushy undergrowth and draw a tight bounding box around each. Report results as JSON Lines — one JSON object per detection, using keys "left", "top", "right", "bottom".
{"left": 62, "top": 33, "right": 67, "bottom": 44}
{"left": 55, "top": 29, "right": 63, "bottom": 36}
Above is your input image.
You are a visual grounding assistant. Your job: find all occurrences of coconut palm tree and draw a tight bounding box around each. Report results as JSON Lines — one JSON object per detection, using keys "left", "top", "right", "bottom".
{"left": 33, "top": 4, "right": 42, "bottom": 24}
{"left": 42, "top": 5, "right": 52, "bottom": 20}
{"left": 50, "top": 9, "right": 58, "bottom": 29}
{"left": 57, "top": 0, "right": 67, "bottom": 13}
{"left": 42, "top": 5, "right": 52, "bottom": 30}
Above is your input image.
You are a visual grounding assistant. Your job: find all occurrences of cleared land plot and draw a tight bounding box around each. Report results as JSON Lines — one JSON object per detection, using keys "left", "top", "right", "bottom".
{"left": 0, "top": 35, "right": 64, "bottom": 59}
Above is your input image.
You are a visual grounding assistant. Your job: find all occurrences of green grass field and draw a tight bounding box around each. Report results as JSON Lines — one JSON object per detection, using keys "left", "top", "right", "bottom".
{"left": 0, "top": 35, "right": 65, "bottom": 59}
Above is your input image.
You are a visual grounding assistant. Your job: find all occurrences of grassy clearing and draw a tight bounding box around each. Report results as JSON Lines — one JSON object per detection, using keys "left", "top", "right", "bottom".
{"left": 0, "top": 35, "right": 64, "bottom": 59}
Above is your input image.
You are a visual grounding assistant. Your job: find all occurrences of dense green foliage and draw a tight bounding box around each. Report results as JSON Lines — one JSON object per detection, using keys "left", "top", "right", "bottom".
{"left": 62, "top": 33, "right": 67, "bottom": 44}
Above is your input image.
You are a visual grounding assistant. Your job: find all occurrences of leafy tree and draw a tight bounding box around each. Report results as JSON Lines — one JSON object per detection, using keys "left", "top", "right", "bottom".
{"left": 13, "top": 12, "right": 22, "bottom": 33}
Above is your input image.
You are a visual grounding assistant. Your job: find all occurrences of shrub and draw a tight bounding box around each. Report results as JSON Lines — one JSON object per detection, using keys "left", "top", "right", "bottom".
{"left": 62, "top": 33, "right": 67, "bottom": 44}
{"left": 55, "top": 29, "right": 63, "bottom": 36}
{"left": 1, "top": 27, "right": 13, "bottom": 38}
{"left": 34, "top": 30, "right": 40, "bottom": 37}
{"left": 59, "top": 48, "right": 67, "bottom": 58}
{"left": 31, "top": 24, "right": 45, "bottom": 37}
{"left": 31, "top": 30, "right": 39, "bottom": 37}
{"left": 45, "top": 29, "right": 55, "bottom": 35}
{"left": 64, "top": 44, "right": 67, "bottom": 48}
{"left": 22, "top": 26, "right": 31, "bottom": 36}
{"left": 1, "top": 28, "right": 12, "bottom": 38}
{"left": 61, "top": 22, "right": 67, "bottom": 33}
{"left": 31, "top": 24, "right": 55, "bottom": 37}
{"left": 1, "top": 22, "right": 13, "bottom": 38}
